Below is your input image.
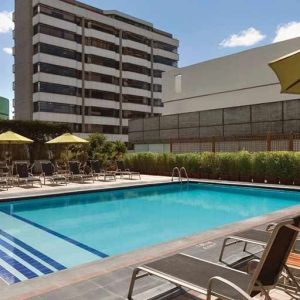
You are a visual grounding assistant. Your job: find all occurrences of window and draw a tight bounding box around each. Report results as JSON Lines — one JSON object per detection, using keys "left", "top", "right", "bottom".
{"left": 122, "top": 31, "right": 150, "bottom": 46}
{"left": 90, "top": 21, "right": 118, "bottom": 36}
{"left": 89, "top": 73, "right": 119, "bottom": 85}
{"left": 123, "top": 110, "right": 149, "bottom": 119}
{"left": 123, "top": 47, "right": 150, "bottom": 60}
{"left": 34, "top": 4, "right": 76, "bottom": 23}
{"left": 123, "top": 79, "right": 150, "bottom": 90}
{"left": 88, "top": 38, "right": 118, "bottom": 52}
{"left": 36, "top": 43, "right": 82, "bottom": 61}
{"left": 175, "top": 74, "right": 182, "bottom": 94}
{"left": 153, "top": 41, "right": 177, "bottom": 53}
{"left": 123, "top": 94, "right": 149, "bottom": 105}
{"left": 34, "top": 101, "right": 81, "bottom": 114}
{"left": 89, "top": 124, "right": 120, "bottom": 134}
{"left": 123, "top": 63, "right": 150, "bottom": 76}
{"left": 88, "top": 55, "right": 119, "bottom": 69}
{"left": 90, "top": 90, "right": 117, "bottom": 101}
{"left": 90, "top": 107, "right": 118, "bottom": 117}
{"left": 153, "top": 99, "right": 163, "bottom": 107}
{"left": 34, "top": 62, "right": 79, "bottom": 78}
{"left": 35, "top": 82, "right": 79, "bottom": 96}
{"left": 154, "top": 55, "right": 177, "bottom": 67}
{"left": 153, "top": 84, "right": 162, "bottom": 93}
{"left": 153, "top": 70, "right": 163, "bottom": 78}
{"left": 34, "top": 24, "right": 80, "bottom": 43}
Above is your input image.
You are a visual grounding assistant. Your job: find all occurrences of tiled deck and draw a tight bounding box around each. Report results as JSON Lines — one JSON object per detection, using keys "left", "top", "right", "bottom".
{"left": 0, "top": 176, "right": 299, "bottom": 299}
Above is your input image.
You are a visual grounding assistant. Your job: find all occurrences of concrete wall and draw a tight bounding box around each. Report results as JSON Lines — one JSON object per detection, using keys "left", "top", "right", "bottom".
{"left": 162, "top": 37, "right": 300, "bottom": 115}
{"left": 129, "top": 98, "right": 300, "bottom": 144}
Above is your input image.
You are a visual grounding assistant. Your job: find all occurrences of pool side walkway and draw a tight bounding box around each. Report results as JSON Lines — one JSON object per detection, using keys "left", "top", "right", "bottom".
{"left": 0, "top": 176, "right": 299, "bottom": 299}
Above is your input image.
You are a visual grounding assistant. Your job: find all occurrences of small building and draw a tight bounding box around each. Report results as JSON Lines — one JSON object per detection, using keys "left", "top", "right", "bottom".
{"left": 128, "top": 37, "right": 300, "bottom": 153}
{"left": 0, "top": 97, "right": 9, "bottom": 120}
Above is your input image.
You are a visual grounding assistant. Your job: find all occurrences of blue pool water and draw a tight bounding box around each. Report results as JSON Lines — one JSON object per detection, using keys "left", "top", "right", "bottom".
{"left": 0, "top": 182, "right": 299, "bottom": 284}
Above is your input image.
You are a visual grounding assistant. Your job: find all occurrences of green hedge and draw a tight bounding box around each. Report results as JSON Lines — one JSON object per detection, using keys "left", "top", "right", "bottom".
{"left": 124, "top": 151, "right": 300, "bottom": 185}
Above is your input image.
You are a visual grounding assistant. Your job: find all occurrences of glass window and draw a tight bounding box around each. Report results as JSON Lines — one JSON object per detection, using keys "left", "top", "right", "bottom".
{"left": 154, "top": 55, "right": 177, "bottom": 67}
{"left": 123, "top": 47, "right": 150, "bottom": 60}
{"left": 37, "top": 82, "right": 78, "bottom": 96}
{"left": 33, "top": 101, "right": 81, "bottom": 114}
{"left": 122, "top": 31, "right": 150, "bottom": 46}
{"left": 153, "top": 41, "right": 177, "bottom": 53}
{"left": 123, "top": 79, "right": 150, "bottom": 90}
{"left": 123, "top": 63, "right": 150, "bottom": 76}
{"left": 37, "top": 43, "right": 81, "bottom": 61}
{"left": 34, "top": 62, "right": 79, "bottom": 78}
{"left": 153, "top": 84, "right": 162, "bottom": 93}
{"left": 153, "top": 70, "right": 163, "bottom": 78}
{"left": 89, "top": 55, "right": 119, "bottom": 69}
{"left": 90, "top": 90, "right": 117, "bottom": 101}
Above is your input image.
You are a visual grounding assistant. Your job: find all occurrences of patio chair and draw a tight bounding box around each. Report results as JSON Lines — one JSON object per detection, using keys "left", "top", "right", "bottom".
{"left": 90, "top": 160, "right": 116, "bottom": 181}
{"left": 219, "top": 223, "right": 300, "bottom": 297}
{"left": 15, "top": 163, "right": 42, "bottom": 187}
{"left": 128, "top": 217, "right": 300, "bottom": 300}
{"left": 41, "top": 161, "right": 67, "bottom": 185}
{"left": 116, "top": 161, "right": 140, "bottom": 180}
{"left": 68, "top": 161, "right": 94, "bottom": 183}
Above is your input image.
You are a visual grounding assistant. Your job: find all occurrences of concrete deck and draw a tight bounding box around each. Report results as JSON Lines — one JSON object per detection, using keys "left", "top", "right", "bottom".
{"left": 0, "top": 176, "right": 299, "bottom": 299}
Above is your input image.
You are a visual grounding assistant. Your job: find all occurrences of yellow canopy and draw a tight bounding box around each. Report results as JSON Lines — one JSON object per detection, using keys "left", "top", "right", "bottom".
{"left": 0, "top": 130, "right": 33, "bottom": 144}
{"left": 269, "top": 49, "right": 300, "bottom": 94}
{"left": 46, "top": 133, "right": 88, "bottom": 144}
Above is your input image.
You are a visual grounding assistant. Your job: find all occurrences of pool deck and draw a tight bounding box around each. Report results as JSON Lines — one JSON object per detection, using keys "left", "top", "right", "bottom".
{"left": 0, "top": 175, "right": 299, "bottom": 300}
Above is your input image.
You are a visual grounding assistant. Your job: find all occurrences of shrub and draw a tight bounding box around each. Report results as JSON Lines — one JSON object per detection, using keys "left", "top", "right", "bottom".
{"left": 237, "top": 151, "right": 252, "bottom": 177}
{"left": 218, "top": 152, "right": 238, "bottom": 178}
{"left": 200, "top": 152, "right": 219, "bottom": 178}
{"left": 252, "top": 152, "right": 267, "bottom": 180}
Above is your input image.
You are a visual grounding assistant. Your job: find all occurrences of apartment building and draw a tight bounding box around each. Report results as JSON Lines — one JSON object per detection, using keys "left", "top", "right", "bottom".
{"left": 14, "top": 0, "right": 179, "bottom": 141}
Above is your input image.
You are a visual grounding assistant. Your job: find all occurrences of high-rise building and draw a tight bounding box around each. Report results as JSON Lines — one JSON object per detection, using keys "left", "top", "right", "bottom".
{"left": 0, "top": 97, "right": 9, "bottom": 120}
{"left": 13, "top": 0, "right": 179, "bottom": 141}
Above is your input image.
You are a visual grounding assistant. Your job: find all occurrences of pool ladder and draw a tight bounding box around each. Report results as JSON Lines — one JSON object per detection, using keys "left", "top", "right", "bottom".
{"left": 172, "top": 167, "right": 189, "bottom": 183}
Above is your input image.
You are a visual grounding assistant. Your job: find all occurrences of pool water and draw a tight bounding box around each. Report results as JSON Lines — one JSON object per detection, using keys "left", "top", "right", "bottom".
{"left": 0, "top": 182, "right": 299, "bottom": 284}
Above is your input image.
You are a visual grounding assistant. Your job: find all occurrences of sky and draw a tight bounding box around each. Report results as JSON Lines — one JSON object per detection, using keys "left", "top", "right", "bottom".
{"left": 0, "top": 0, "right": 300, "bottom": 116}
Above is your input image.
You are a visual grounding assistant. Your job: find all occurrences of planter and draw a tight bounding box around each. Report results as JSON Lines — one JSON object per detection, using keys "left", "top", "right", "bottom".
{"left": 265, "top": 177, "right": 279, "bottom": 184}
{"left": 280, "top": 178, "right": 293, "bottom": 185}
{"left": 239, "top": 175, "right": 252, "bottom": 182}
{"left": 253, "top": 176, "right": 265, "bottom": 183}
{"left": 294, "top": 178, "right": 300, "bottom": 186}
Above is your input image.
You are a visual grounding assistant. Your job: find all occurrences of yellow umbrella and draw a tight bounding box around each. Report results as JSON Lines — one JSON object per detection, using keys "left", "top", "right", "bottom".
{"left": 269, "top": 49, "right": 300, "bottom": 94}
{"left": 0, "top": 130, "right": 33, "bottom": 144}
{"left": 46, "top": 133, "right": 88, "bottom": 144}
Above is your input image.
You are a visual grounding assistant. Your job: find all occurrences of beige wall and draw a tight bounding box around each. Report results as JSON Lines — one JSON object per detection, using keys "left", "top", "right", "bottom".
{"left": 162, "top": 37, "right": 300, "bottom": 115}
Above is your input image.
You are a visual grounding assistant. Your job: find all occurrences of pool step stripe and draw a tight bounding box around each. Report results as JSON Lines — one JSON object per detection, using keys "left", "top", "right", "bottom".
{"left": 0, "top": 264, "right": 21, "bottom": 285}
{"left": 0, "top": 238, "right": 53, "bottom": 275}
{"left": 0, "top": 229, "right": 66, "bottom": 271}
{"left": 11, "top": 214, "right": 109, "bottom": 258}
{"left": 0, "top": 248, "right": 37, "bottom": 279}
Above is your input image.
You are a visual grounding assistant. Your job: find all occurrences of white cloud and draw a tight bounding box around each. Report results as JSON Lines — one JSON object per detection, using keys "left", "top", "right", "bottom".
{"left": 3, "top": 47, "right": 12, "bottom": 55}
{"left": 0, "top": 11, "right": 14, "bottom": 33}
{"left": 220, "top": 27, "right": 266, "bottom": 48}
{"left": 273, "top": 21, "right": 300, "bottom": 43}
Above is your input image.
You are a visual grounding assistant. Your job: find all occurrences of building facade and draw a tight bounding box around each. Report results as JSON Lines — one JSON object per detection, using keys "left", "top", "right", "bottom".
{"left": 0, "top": 97, "right": 9, "bottom": 120}
{"left": 14, "top": 0, "right": 179, "bottom": 141}
{"left": 128, "top": 37, "right": 300, "bottom": 152}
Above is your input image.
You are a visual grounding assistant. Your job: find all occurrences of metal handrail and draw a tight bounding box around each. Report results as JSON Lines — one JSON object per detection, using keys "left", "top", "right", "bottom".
{"left": 171, "top": 167, "right": 181, "bottom": 182}
{"left": 172, "top": 167, "right": 189, "bottom": 182}
{"left": 180, "top": 167, "right": 189, "bottom": 182}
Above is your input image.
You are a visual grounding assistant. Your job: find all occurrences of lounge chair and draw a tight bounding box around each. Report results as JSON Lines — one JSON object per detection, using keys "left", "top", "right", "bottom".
{"left": 41, "top": 161, "right": 67, "bottom": 185}
{"left": 219, "top": 224, "right": 300, "bottom": 297}
{"left": 0, "top": 175, "right": 8, "bottom": 190}
{"left": 15, "top": 163, "right": 42, "bottom": 187}
{"left": 68, "top": 161, "right": 94, "bottom": 183}
{"left": 128, "top": 217, "right": 300, "bottom": 300}
{"left": 90, "top": 160, "right": 116, "bottom": 181}
{"left": 116, "top": 161, "right": 140, "bottom": 179}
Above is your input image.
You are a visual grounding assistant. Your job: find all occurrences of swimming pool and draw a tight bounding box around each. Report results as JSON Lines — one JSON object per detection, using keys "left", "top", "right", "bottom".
{"left": 0, "top": 182, "right": 299, "bottom": 284}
